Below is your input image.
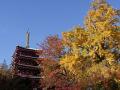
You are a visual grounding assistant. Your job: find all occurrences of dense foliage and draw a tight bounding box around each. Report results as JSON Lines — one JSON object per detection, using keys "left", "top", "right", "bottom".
{"left": 60, "top": 0, "right": 120, "bottom": 89}
{"left": 37, "top": 35, "right": 72, "bottom": 89}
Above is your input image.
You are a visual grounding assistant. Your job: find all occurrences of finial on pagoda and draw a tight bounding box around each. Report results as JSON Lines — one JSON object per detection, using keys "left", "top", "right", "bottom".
{"left": 26, "top": 29, "right": 30, "bottom": 48}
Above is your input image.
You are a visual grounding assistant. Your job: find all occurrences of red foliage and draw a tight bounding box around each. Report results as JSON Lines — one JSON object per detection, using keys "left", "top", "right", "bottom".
{"left": 38, "top": 35, "right": 69, "bottom": 88}
{"left": 39, "top": 59, "right": 70, "bottom": 88}
{"left": 104, "top": 82, "right": 109, "bottom": 88}
{"left": 37, "top": 35, "right": 65, "bottom": 61}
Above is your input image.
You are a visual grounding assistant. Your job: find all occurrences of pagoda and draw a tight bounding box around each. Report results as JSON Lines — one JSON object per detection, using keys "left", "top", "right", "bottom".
{"left": 12, "top": 31, "right": 43, "bottom": 89}
{"left": 12, "top": 46, "right": 42, "bottom": 79}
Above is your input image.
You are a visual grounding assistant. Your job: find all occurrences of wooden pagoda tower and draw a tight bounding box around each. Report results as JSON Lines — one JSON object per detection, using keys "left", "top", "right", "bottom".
{"left": 12, "top": 31, "right": 43, "bottom": 90}
{"left": 12, "top": 46, "right": 42, "bottom": 79}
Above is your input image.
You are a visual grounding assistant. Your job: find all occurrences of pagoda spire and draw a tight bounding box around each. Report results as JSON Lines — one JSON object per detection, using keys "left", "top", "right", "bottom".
{"left": 26, "top": 29, "right": 30, "bottom": 48}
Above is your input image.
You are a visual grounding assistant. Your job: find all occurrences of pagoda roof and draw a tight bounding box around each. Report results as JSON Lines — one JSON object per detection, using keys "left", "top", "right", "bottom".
{"left": 16, "top": 46, "right": 42, "bottom": 53}
{"left": 13, "top": 53, "right": 39, "bottom": 59}
{"left": 15, "top": 63, "right": 40, "bottom": 69}
{"left": 15, "top": 63, "right": 40, "bottom": 70}
{"left": 16, "top": 73, "right": 41, "bottom": 79}
{"left": 12, "top": 53, "right": 44, "bottom": 64}
{"left": 12, "top": 46, "right": 42, "bottom": 57}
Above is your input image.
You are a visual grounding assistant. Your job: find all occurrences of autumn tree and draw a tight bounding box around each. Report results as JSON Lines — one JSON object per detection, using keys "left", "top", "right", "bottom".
{"left": 60, "top": 0, "right": 120, "bottom": 89}
{"left": 37, "top": 35, "right": 70, "bottom": 88}
{"left": 38, "top": 35, "right": 65, "bottom": 61}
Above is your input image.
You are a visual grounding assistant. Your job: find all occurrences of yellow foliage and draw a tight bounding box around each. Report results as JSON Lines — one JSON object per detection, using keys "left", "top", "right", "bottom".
{"left": 60, "top": 0, "right": 120, "bottom": 85}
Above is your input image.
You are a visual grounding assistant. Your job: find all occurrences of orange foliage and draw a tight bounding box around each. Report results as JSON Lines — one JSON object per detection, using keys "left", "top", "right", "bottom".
{"left": 38, "top": 35, "right": 69, "bottom": 88}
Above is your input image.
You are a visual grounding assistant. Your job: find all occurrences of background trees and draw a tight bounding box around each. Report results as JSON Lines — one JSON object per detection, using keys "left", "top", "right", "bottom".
{"left": 0, "top": 60, "right": 13, "bottom": 90}
{"left": 0, "top": 60, "right": 33, "bottom": 90}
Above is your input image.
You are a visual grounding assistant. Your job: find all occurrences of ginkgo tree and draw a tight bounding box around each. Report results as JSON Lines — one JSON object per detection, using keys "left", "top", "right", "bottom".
{"left": 60, "top": 0, "right": 120, "bottom": 88}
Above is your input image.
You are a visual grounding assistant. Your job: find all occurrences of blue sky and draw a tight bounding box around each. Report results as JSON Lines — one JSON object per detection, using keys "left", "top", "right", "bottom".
{"left": 0, "top": 0, "right": 120, "bottom": 65}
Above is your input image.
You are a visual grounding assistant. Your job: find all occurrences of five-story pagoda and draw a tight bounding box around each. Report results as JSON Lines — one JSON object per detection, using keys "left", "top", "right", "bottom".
{"left": 12, "top": 31, "right": 43, "bottom": 89}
